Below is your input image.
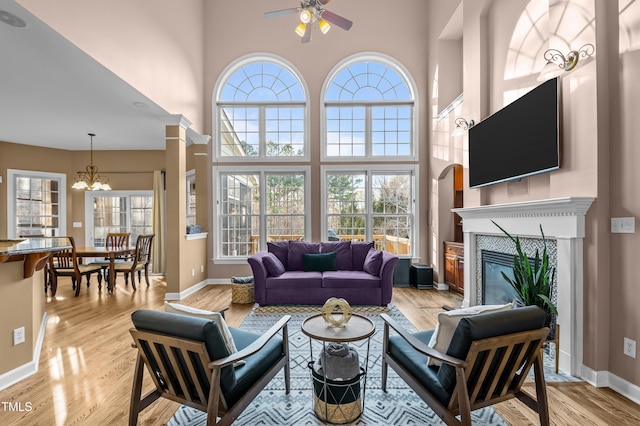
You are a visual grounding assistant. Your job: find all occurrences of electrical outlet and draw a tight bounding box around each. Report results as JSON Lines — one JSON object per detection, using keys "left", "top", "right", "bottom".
{"left": 191, "top": 268, "right": 195, "bottom": 277}
{"left": 611, "top": 217, "right": 636, "bottom": 234}
{"left": 624, "top": 338, "right": 636, "bottom": 358}
{"left": 200, "top": 265, "right": 204, "bottom": 273}
{"left": 13, "top": 327, "right": 25, "bottom": 346}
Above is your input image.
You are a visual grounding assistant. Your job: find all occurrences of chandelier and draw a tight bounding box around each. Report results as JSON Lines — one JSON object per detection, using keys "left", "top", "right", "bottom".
{"left": 71, "top": 133, "right": 111, "bottom": 191}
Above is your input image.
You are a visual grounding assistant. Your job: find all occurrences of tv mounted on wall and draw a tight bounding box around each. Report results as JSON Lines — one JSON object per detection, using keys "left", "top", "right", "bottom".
{"left": 468, "top": 77, "right": 560, "bottom": 188}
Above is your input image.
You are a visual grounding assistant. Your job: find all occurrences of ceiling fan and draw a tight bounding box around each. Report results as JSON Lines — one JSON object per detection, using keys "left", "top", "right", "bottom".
{"left": 265, "top": 0, "right": 353, "bottom": 43}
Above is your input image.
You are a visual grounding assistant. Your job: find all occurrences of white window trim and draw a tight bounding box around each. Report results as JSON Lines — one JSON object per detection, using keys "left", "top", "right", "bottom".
{"left": 83, "top": 190, "right": 153, "bottom": 247}
{"left": 212, "top": 53, "right": 311, "bottom": 163}
{"left": 320, "top": 164, "right": 419, "bottom": 259}
{"left": 212, "top": 165, "right": 311, "bottom": 264}
{"left": 320, "top": 52, "right": 420, "bottom": 162}
{"left": 7, "top": 169, "right": 67, "bottom": 239}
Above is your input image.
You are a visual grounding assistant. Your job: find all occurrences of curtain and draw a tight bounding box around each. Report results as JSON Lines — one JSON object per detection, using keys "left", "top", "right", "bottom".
{"left": 152, "top": 170, "right": 166, "bottom": 274}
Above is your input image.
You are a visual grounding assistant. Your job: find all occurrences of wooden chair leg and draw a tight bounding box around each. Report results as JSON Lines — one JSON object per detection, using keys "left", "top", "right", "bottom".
{"left": 129, "top": 354, "right": 145, "bottom": 426}
{"left": 144, "top": 265, "right": 150, "bottom": 286}
{"left": 381, "top": 323, "right": 389, "bottom": 392}
{"left": 533, "top": 356, "right": 550, "bottom": 426}
{"left": 131, "top": 270, "right": 137, "bottom": 291}
{"left": 283, "top": 324, "right": 290, "bottom": 394}
{"left": 555, "top": 324, "right": 560, "bottom": 373}
{"left": 50, "top": 273, "right": 58, "bottom": 296}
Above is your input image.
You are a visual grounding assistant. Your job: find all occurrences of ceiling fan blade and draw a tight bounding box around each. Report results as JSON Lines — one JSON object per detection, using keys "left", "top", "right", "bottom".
{"left": 301, "top": 24, "right": 312, "bottom": 43}
{"left": 318, "top": 0, "right": 331, "bottom": 4}
{"left": 265, "top": 8, "right": 299, "bottom": 19}
{"left": 321, "top": 10, "right": 353, "bottom": 31}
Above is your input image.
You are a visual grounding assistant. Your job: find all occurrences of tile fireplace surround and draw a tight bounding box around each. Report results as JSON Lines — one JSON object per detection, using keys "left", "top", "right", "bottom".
{"left": 453, "top": 197, "right": 595, "bottom": 377}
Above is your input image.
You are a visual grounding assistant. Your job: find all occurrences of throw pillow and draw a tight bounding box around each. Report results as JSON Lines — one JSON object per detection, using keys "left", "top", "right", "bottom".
{"left": 351, "top": 241, "right": 375, "bottom": 271}
{"left": 363, "top": 248, "right": 383, "bottom": 276}
{"left": 164, "top": 302, "right": 245, "bottom": 366}
{"left": 287, "top": 241, "right": 320, "bottom": 271}
{"left": 427, "top": 302, "right": 514, "bottom": 367}
{"left": 303, "top": 252, "right": 338, "bottom": 272}
{"left": 267, "top": 241, "right": 289, "bottom": 270}
{"left": 320, "top": 241, "right": 353, "bottom": 270}
{"left": 263, "top": 252, "right": 286, "bottom": 276}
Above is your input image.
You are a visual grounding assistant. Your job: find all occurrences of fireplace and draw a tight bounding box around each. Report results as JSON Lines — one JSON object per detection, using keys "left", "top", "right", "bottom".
{"left": 452, "top": 197, "right": 595, "bottom": 376}
{"left": 481, "top": 250, "right": 523, "bottom": 305}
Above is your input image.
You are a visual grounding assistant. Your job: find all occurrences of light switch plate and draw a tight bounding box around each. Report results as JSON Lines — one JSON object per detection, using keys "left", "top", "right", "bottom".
{"left": 73, "top": 222, "right": 83, "bottom": 228}
{"left": 611, "top": 217, "right": 635, "bottom": 234}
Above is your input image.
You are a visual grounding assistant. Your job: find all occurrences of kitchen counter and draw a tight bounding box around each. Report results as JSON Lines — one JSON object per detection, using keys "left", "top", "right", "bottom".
{"left": 0, "top": 237, "right": 71, "bottom": 278}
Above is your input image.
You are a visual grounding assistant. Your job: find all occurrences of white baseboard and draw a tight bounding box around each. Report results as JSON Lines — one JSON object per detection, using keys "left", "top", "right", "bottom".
{"left": 164, "top": 279, "right": 231, "bottom": 300}
{"left": 0, "top": 313, "right": 48, "bottom": 392}
{"left": 578, "top": 364, "right": 640, "bottom": 405}
{"left": 435, "top": 282, "right": 450, "bottom": 291}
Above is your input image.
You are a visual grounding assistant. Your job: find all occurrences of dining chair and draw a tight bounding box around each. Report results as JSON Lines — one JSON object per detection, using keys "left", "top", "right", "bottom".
{"left": 49, "top": 236, "right": 103, "bottom": 297}
{"left": 113, "top": 234, "right": 154, "bottom": 290}
{"left": 89, "top": 232, "right": 131, "bottom": 287}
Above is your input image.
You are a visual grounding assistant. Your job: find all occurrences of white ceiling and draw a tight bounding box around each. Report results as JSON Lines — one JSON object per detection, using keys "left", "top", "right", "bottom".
{"left": 0, "top": 0, "right": 173, "bottom": 151}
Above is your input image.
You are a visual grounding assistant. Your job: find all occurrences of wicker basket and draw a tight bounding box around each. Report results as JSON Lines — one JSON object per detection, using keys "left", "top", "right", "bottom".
{"left": 231, "top": 283, "right": 255, "bottom": 304}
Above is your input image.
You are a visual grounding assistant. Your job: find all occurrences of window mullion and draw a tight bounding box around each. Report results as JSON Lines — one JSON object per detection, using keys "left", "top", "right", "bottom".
{"left": 259, "top": 171, "right": 267, "bottom": 251}
{"left": 365, "top": 171, "right": 373, "bottom": 243}
{"left": 259, "top": 106, "right": 266, "bottom": 159}
{"left": 365, "top": 106, "right": 372, "bottom": 158}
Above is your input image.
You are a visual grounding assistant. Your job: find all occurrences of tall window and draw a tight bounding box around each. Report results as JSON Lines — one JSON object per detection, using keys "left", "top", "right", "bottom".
{"left": 215, "top": 56, "right": 308, "bottom": 160}
{"left": 323, "top": 167, "right": 415, "bottom": 255}
{"left": 8, "top": 170, "right": 66, "bottom": 239}
{"left": 215, "top": 167, "right": 309, "bottom": 260}
{"left": 186, "top": 170, "right": 197, "bottom": 227}
{"left": 85, "top": 191, "right": 153, "bottom": 247}
{"left": 323, "top": 54, "right": 416, "bottom": 160}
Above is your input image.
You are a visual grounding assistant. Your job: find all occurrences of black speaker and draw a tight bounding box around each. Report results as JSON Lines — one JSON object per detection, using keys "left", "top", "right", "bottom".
{"left": 410, "top": 264, "right": 434, "bottom": 289}
{"left": 393, "top": 258, "right": 411, "bottom": 287}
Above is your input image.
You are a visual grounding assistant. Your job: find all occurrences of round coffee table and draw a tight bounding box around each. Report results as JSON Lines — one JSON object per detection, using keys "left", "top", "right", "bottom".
{"left": 302, "top": 313, "right": 375, "bottom": 423}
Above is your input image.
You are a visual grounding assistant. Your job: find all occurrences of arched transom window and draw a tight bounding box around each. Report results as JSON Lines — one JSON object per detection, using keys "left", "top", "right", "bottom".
{"left": 323, "top": 55, "right": 416, "bottom": 159}
{"left": 216, "top": 56, "right": 308, "bottom": 160}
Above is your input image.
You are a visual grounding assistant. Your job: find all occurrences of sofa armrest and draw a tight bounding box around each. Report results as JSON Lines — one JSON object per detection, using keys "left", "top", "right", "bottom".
{"left": 247, "top": 251, "right": 269, "bottom": 305}
{"left": 379, "top": 251, "right": 399, "bottom": 305}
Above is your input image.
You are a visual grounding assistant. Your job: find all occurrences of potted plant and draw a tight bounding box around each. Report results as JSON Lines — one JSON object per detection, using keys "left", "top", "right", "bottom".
{"left": 492, "top": 221, "right": 558, "bottom": 321}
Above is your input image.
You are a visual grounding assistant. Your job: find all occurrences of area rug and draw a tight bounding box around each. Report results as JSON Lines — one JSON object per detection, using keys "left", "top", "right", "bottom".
{"left": 168, "top": 304, "right": 507, "bottom": 425}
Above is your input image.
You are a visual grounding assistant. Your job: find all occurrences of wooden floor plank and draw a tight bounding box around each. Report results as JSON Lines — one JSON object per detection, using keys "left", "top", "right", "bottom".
{"left": 0, "top": 279, "right": 637, "bottom": 425}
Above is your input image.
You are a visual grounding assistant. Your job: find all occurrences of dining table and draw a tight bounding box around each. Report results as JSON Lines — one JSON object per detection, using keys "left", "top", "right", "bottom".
{"left": 75, "top": 246, "right": 136, "bottom": 292}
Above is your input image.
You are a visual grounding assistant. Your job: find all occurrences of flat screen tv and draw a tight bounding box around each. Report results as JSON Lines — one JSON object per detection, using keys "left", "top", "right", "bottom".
{"left": 468, "top": 77, "right": 560, "bottom": 188}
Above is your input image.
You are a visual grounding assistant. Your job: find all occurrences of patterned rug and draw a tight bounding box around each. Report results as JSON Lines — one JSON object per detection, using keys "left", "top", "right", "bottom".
{"left": 168, "top": 304, "right": 508, "bottom": 425}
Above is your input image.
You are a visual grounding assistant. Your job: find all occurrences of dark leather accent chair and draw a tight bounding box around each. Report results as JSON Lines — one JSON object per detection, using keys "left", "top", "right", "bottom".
{"left": 381, "top": 305, "right": 550, "bottom": 426}
{"left": 128, "top": 310, "right": 290, "bottom": 426}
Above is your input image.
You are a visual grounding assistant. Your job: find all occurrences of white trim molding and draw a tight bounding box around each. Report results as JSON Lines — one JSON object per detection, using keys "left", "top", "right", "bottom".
{"left": 453, "top": 197, "right": 595, "bottom": 378}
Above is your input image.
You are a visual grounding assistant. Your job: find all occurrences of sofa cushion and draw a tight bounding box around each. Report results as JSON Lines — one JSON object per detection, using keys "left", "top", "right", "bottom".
{"left": 427, "top": 302, "right": 513, "bottom": 367}
{"left": 322, "top": 270, "right": 381, "bottom": 288}
{"left": 352, "top": 241, "right": 375, "bottom": 271}
{"left": 303, "top": 252, "right": 337, "bottom": 272}
{"left": 437, "top": 305, "right": 547, "bottom": 393}
{"left": 263, "top": 252, "right": 286, "bottom": 276}
{"left": 267, "top": 241, "right": 289, "bottom": 270}
{"left": 320, "top": 241, "right": 353, "bottom": 270}
{"left": 265, "top": 271, "right": 323, "bottom": 289}
{"left": 363, "top": 249, "right": 383, "bottom": 276}
{"left": 287, "top": 241, "right": 320, "bottom": 271}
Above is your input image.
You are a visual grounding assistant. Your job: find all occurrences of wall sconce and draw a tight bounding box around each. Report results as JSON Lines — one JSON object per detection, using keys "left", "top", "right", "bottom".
{"left": 452, "top": 118, "right": 474, "bottom": 137}
{"left": 537, "top": 44, "right": 595, "bottom": 82}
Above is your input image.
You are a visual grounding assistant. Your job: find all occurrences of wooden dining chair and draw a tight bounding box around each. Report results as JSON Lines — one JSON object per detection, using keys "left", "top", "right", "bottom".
{"left": 113, "top": 234, "right": 154, "bottom": 290}
{"left": 49, "top": 236, "right": 103, "bottom": 297}
{"left": 89, "top": 232, "right": 131, "bottom": 287}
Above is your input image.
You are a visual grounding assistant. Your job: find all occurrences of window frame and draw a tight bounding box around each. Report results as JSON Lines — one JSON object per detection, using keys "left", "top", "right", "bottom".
{"left": 213, "top": 54, "right": 310, "bottom": 162}
{"left": 7, "top": 169, "right": 67, "bottom": 239}
{"left": 186, "top": 169, "right": 197, "bottom": 227}
{"left": 321, "top": 53, "right": 419, "bottom": 162}
{"left": 320, "top": 164, "right": 418, "bottom": 259}
{"left": 212, "top": 165, "right": 311, "bottom": 263}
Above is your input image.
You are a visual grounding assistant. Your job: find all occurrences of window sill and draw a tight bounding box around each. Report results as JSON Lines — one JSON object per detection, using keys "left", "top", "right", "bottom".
{"left": 185, "top": 232, "right": 208, "bottom": 240}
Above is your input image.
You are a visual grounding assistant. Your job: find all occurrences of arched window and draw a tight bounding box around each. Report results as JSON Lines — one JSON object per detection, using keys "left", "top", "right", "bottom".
{"left": 322, "top": 54, "right": 416, "bottom": 160}
{"left": 215, "top": 55, "right": 308, "bottom": 160}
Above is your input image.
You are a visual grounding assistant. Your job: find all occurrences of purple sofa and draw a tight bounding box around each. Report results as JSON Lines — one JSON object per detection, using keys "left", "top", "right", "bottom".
{"left": 248, "top": 240, "right": 399, "bottom": 306}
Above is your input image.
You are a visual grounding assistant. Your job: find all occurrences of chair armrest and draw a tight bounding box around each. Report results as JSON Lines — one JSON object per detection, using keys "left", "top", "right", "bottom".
{"left": 209, "top": 315, "right": 291, "bottom": 369}
{"left": 381, "top": 313, "right": 466, "bottom": 369}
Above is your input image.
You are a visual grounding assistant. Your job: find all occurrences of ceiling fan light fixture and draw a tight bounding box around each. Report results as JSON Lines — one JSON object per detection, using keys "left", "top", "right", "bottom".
{"left": 319, "top": 19, "right": 331, "bottom": 34}
{"left": 300, "top": 9, "right": 312, "bottom": 24}
{"left": 295, "top": 22, "right": 306, "bottom": 37}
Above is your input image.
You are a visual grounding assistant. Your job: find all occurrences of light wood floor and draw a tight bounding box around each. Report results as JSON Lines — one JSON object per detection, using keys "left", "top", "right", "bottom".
{"left": 1, "top": 276, "right": 638, "bottom": 425}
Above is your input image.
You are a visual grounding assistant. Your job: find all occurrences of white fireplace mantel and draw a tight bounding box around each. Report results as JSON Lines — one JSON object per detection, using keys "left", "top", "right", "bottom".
{"left": 453, "top": 196, "right": 595, "bottom": 376}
